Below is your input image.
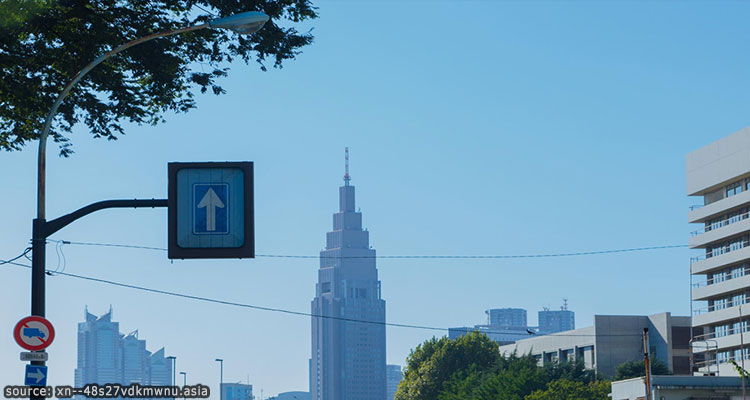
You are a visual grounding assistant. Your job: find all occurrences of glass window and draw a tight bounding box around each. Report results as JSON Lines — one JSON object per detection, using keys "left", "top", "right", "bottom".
{"left": 733, "top": 293, "right": 747, "bottom": 307}
{"left": 714, "top": 298, "right": 729, "bottom": 310}
{"left": 716, "top": 324, "right": 731, "bottom": 337}
{"left": 732, "top": 265, "right": 746, "bottom": 279}
{"left": 734, "top": 320, "right": 748, "bottom": 334}
{"left": 727, "top": 181, "right": 743, "bottom": 197}
{"left": 713, "top": 271, "right": 728, "bottom": 284}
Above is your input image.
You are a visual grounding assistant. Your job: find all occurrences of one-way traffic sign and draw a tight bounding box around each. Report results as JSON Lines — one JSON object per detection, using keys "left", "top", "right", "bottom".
{"left": 25, "top": 365, "right": 47, "bottom": 386}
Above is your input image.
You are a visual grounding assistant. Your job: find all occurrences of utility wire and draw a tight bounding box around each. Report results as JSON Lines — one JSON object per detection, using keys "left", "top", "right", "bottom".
{"left": 47, "top": 239, "right": 688, "bottom": 259}
{"left": 0, "top": 255, "right": 641, "bottom": 337}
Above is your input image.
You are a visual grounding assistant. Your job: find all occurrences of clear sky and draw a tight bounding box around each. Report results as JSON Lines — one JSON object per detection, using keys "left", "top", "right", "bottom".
{"left": 3, "top": 0, "right": 750, "bottom": 395}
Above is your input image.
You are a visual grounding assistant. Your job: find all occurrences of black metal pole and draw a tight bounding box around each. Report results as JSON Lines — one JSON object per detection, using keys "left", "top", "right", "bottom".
{"left": 30, "top": 218, "right": 45, "bottom": 397}
{"left": 27, "top": 199, "right": 166, "bottom": 391}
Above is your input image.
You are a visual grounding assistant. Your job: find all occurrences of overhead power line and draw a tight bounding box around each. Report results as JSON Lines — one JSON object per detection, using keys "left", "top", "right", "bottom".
{"left": 47, "top": 239, "right": 688, "bottom": 259}
{"left": 0, "top": 255, "right": 641, "bottom": 338}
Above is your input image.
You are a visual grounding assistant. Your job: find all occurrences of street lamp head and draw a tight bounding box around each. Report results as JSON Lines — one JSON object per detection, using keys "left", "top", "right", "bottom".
{"left": 216, "top": 358, "right": 223, "bottom": 362}
{"left": 209, "top": 11, "right": 269, "bottom": 34}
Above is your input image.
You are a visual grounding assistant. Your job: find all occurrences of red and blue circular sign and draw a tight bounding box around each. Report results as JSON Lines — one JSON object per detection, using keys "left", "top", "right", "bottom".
{"left": 13, "top": 316, "right": 55, "bottom": 351}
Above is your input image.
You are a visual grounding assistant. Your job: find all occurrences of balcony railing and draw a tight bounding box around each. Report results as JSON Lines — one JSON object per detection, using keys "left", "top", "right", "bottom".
{"left": 692, "top": 324, "right": 749, "bottom": 341}
{"left": 693, "top": 298, "right": 747, "bottom": 315}
{"left": 690, "top": 239, "right": 750, "bottom": 263}
{"left": 692, "top": 266, "right": 750, "bottom": 288}
{"left": 691, "top": 210, "right": 750, "bottom": 236}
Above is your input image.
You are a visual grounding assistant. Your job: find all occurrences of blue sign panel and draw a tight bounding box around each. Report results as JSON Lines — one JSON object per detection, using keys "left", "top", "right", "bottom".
{"left": 168, "top": 162, "right": 254, "bottom": 259}
{"left": 25, "top": 364, "right": 47, "bottom": 386}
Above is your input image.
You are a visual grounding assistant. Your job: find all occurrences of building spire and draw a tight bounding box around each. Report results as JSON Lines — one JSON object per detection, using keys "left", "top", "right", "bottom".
{"left": 344, "top": 147, "right": 351, "bottom": 186}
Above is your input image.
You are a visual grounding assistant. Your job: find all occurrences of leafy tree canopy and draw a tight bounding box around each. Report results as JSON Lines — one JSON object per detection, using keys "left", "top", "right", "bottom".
{"left": 397, "top": 333, "right": 610, "bottom": 400}
{"left": 525, "top": 379, "right": 610, "bottom": 400}
{"left": 396, "top": 332, "right": 502, "bottom": 400}
{"left": 614, "top": 359, "right": 670, "bottom": 380}
{"left": 0, "top": 0, "right": 316, "bottom": 155}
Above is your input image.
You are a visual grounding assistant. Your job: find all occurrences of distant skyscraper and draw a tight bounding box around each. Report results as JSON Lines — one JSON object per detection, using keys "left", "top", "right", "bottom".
{"left": 538, "top": 300, "right": 575, "bottom": 334}
{"left": 485, "top": 308, "right": 528, "bottom": 329}
{"left": 310, "top": 149, "right": 386, "bottom": 400}
{"left": 222, "top": 383, "right": 253, "bottom": 400}
{"left": 74, "top": 306, "right": 171, "bottom": 393}
{"left": 386, "top": 365, "right": 403, "bottom": 400}
{"left": 75, "top": 306, "right": 122, "bottom": 389}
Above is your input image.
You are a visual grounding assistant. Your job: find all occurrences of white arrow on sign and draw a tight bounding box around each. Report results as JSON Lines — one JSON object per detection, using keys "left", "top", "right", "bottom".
{"left": 197, "top": 188, "right": 225, "bottom": 232}
{"left": 27, "top": 368, "right": 45, "bottom": 384}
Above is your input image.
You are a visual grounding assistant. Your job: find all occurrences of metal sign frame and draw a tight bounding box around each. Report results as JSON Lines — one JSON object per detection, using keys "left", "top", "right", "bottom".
{"left": 168, "top": 162, "right": 254, "bottom": 259}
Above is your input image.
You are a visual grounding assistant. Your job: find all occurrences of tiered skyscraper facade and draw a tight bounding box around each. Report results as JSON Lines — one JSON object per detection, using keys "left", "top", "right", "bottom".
{"left": 74, "top": 307, "right": 171, "bottom": 393}
{"left": 310, "top": 160, "right": 386, "bottom": 400}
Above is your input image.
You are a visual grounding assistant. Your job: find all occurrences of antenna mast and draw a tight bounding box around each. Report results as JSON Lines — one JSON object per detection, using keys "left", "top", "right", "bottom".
{"left": 344, "top": 147, "right": 351, "bottom": 185}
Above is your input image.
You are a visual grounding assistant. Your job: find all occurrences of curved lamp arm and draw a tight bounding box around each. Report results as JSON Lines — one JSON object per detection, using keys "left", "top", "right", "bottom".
{"left": 36, "top": 10, "right": 269, "bottom": 219}
{"left": 36, "top": 23, "right": 209, "bottom": 219}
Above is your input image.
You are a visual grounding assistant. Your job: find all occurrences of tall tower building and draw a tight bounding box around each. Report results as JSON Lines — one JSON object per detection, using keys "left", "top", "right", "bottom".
{"left": 688, "top": 127, "right": 750, "bottom": 376}
{"left": 310, "top": 149, "right": 386, "bottom": 400}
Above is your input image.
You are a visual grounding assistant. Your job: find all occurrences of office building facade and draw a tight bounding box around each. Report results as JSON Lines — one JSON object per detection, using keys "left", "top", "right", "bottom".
{"left": 498, "top": 312, "right": 691, "bottom": 378}
{"left": 310, "top": 162, "right": 386, "bottom": 400}
{"left": 485, "top": 308, "right": 527, "bottom": 329}
{"left": 221, "top": 383, "right": 253, "bottom": 400}
{"left": 538, "top": 302, "right": 575, "bottom": 334}
{"left": 687, "top": 127, "right": 750, "bottom": 376}
{"left": 386, "top": 365, "right": 402, "bottom": 400}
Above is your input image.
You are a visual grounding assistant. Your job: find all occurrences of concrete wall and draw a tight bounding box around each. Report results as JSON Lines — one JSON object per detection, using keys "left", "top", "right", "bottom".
{"left": 686, "top": 126, "right": 750, "bottom": 196}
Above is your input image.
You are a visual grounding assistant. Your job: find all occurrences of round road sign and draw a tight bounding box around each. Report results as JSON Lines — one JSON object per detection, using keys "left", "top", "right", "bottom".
{"left": 13, "top": 316, "right": 55, "bottom": 351}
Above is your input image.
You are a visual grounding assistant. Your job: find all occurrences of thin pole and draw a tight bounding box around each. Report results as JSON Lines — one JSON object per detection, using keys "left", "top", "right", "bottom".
{"left": 741, "top": 306, "right": 746, "bottom": 400}
{"left": 643, "top": 328, "right": 652, "bottom": 400}
{"left": 181, "top": 372, "right": 187, "bottom": 400}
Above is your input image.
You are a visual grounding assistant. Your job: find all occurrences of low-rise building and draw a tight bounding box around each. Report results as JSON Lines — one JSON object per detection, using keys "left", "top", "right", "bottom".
{"left": 611, "top": 375, "right": 743, "bottom": 400}
{"left": 498, "top": 312, "right": 691, "bottom": 378}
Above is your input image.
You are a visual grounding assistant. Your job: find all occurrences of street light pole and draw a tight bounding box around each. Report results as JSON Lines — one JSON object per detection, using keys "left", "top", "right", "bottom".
{"left": 180, "top": 372, "right": 187, "bottom": 400}
{"left": 27, "top": 10, "right": 267, "bottom": 392}
{"left": 167, "top": 356, "right": 177, "bottom": 400}
{"left": 216, "top": 359, "right": 224, "bottom": 400}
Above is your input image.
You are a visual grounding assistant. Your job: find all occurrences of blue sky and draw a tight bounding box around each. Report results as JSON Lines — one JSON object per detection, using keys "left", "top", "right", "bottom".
{"left": 3, "top": 0, "right": 750, "bottom": 395}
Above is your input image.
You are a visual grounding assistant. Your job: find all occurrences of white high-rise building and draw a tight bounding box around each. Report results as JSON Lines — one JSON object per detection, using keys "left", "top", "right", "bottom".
{"left": 74, "top": 306, "right": 172, "bottom": 393}
{"left": 688, "top": 127, "right": 750, "bottom": 376}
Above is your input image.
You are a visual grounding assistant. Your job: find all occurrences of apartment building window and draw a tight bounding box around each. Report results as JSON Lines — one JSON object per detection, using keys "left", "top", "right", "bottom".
{"left": 730, "top": 238, "right": 746, "bottom": 252}
{"left": 709, "top": 244, "right": 727, "bottom": 258}
{"left": 727, "top": 181, "right": 743, "bottom": 197}
{"left": 734, "top": 320, "right": 748, "bottom": 334}
{"left": 713, "top": 271, "right": 728, "bottom": 284}
{"left": 715, "top": 324, "right": 731, "bottom": 337}
{"left": 714, "top": 298, "right": 730, "bottom": 310}
{"left": 718, "top": 351, "right": 732, "bottom": 363}
{"left": 729, "top": 210, "right": 743, "bottom": 224}
{"left": 735, "top": 347, "right": 749, "bottom": 361}
{"left": 732, "top": 264, "right": 747, "bottom": 279}
{"left": 733, "top": 293, "right": 747, "bottom": 307}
